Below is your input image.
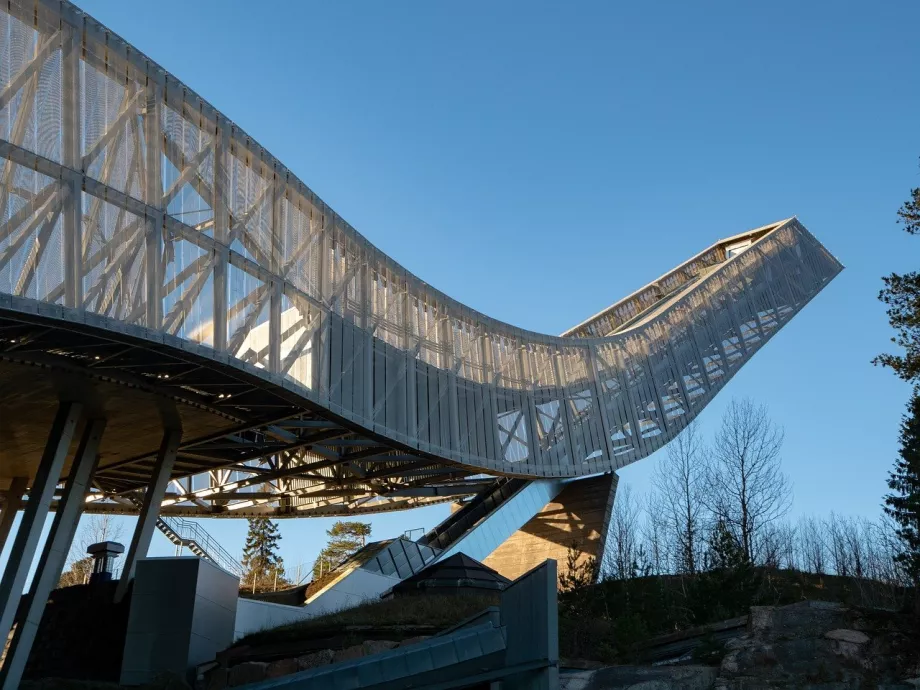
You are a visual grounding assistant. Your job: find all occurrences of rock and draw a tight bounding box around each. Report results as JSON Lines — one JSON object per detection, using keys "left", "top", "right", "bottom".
{"left": 724, "top": 636, "right": 747, "bottom": 651}
{"left": 559, "top": 670, "right": 594, "bottom": 690}
{"left": 297, "top": 649, "right": 335, "bottom": 670}
{"left": 334, "top": 644, "right": 366, "bottom": 663}
{"left": 721, "top": 651, "right": 741, "bottom": 675}
{"left": 362, "top": 639, "right": 398, "bottom": 656}
{"left": 825, "top": 629, "right": 870, "bottom": 644}
{"left": 749, "top": 606, "right": 775, "bottom": 634}
{"left": 398, "top": 635, "right": 430, "bottom": 648}
{"left": 588, "top": 665, "right": 716, "bottom": 690}
{"left": 205, "top": 668, "right": 227, "bottom": 690}
{"left": 266, "top": 657, "right": 299, "bottom": 678}
{"left": 227, "top": 662, "right": 268, "bottom": 687}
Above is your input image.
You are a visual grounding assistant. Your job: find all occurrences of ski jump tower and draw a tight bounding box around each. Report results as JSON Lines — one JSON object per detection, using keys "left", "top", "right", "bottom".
{"left": 0, "top": 0, "right": 841, "bottom": 683}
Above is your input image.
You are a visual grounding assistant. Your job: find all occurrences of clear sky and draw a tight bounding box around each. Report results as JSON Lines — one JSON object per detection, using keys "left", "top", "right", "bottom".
{"left": 3, "top": 0, "right": 918, "bottom": 578}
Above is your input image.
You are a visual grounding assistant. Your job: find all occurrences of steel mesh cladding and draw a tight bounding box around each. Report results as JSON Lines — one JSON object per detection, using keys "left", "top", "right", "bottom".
{"left": 0, "top": 1, "right": 843, "bottom": 492}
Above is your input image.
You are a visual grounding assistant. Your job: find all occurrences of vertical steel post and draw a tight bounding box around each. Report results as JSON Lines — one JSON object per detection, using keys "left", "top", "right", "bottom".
{"left": 0, "top": 477, "right": 28, "bottom": 555}
{"left": 144, "top": 79, "right": 163, "bottom": 328}
{"left": 61, "top": 23, "right": 81, "bottom": 308}
{"left": 0, "top": 419, "right": 105, "bottom": 690}
{"left": 114, "top": 428, "right": 181, "bottom": 602}
{"left": 0, "top": 402, "right": 83, "bottom": 659}
{"left": 269, "top": 170, "right": 283, "bottom": 373}
{"left": 481, "top": 334, "right": 502, "bottom": 462}
{"left": 440, "top": 311, "right": 461, "bottom": 454}
{"left": 403, "top": 286, "right": 418, "bottom": 442}
{"left": 586, "top": 344, "right": 617, "bottom": 464}
{"left": 551, "top": 350, "right": 579, "bottom": 465}
{"left": 212, "top": 119, "right": 229, "bottom": 352}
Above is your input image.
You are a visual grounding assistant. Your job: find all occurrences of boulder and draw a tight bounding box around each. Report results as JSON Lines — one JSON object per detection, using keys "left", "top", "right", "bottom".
{"left": 205, "top": 668, "right": 227, "bottom": 690}
{"left": 266, "top": 657, "right": 299, "bottom": 678}
{"left": 297, "top": 648, "right": 335, "bottom": 670}
{"left": 825, "top": 629, "right": 870, "bottom": 645}
{"left": 228, "top": 661, "right": 268, "bottom": 687}
{"left": 362, "top": 640, "right": 398, "bottom": 656}
{"left": 334, "top": 644, "right": 366, "bottom": 663}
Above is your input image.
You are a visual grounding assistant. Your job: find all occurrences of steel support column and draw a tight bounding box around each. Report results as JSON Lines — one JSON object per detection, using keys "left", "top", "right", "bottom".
{"left": 0, "top": 419, "right": 105, "bottom": 690}
{"left": 143, "top": 81, "right": 163, "bottom": 329}
{"left": 61, "top": 23, "right": 82, "bottom": 309}
{"left": 0, "top": 477, "right": 28, "bottom": 555}
{"left": 114, "top": 427, "right": 181, "bottom": 603}
{"left": 0, "top": 401, "right": 83, "bottom": 659}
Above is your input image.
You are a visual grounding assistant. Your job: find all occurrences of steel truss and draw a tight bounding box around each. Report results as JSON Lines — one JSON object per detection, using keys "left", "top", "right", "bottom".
{"left": 0, "top": 0, "right": 843, "bottom": 518}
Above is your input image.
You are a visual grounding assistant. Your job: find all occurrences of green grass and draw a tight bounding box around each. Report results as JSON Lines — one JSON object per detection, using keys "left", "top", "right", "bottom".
{"left": 236, "top": 593, "right": 500, "bottom": 648}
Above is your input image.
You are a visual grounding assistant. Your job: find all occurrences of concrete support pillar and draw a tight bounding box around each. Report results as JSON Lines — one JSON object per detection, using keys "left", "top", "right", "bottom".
{"left": 0, "top": 419, "right": 105, "bottom": 689}
{"left": 482, "top": 473, "right": 617, "bottom": 585}
{"left": 115, "top": 428, "right": 181, "bottom": 603}
{"left": 0, "top": 401, "right": 83, "bottom": 661}
{"left": 0, "top": 477, "right": 28, "bottom": 555}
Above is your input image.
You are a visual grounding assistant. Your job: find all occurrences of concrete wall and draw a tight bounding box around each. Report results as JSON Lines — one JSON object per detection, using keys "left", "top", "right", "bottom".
{"left": 121, "top": 557, "right": 238, "bottom": 685}
{"left": 234, "top": 569, "right": 401, "bottom": 640}
{"left": 483, "top": 473, "right": 616, "bottom": 583}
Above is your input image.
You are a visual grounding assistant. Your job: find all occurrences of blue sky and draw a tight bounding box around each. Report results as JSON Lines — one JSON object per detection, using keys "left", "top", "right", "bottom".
{"left": 4, "top": 0, "right": 919, "bottom": 576}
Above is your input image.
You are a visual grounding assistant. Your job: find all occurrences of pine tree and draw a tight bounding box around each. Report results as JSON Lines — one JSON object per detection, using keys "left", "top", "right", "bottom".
{"left": 873, "top": 157, "right": 919, "bottom": 384}
{"left": 884, "top": 392, "right": 920, "bottom": 586}
{"left": 706, "top": 519, "right": 747, "bottom": 571}
{"left": 241, "top": 517, "right": 286, "bottom": 591}
{"left": 312, "top": 521, "right": 371, "bottom": 579}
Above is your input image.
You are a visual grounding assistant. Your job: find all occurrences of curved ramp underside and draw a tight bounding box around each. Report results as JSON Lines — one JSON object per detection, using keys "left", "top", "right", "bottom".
{"left": 0, "top": 1, "right": 842, "bottom": 516}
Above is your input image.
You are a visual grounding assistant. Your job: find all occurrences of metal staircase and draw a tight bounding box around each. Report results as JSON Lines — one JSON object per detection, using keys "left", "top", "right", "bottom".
{"left": 419, "top": 477, "right": 529, "bottom": 552}
{"left": 155, "top": 516, "right": 244, "bottom": 578}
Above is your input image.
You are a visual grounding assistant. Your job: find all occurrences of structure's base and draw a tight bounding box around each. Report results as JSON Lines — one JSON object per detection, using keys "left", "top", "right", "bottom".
{"left": 482, "top": 473, "right": 617, "bottom": 584}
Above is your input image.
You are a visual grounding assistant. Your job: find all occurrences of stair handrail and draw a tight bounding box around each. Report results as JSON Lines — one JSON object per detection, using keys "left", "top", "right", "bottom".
{"left": 157, "top": 515, "right": 244, "bottom": 577}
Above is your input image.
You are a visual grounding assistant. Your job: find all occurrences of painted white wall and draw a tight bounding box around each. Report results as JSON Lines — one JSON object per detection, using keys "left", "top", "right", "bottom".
{"left": 233, "top": 569, "right": 401, "bottom": 640}
{"left": 307, "top": 569, "right": 401, "bottom": 617}
{"left": 234, "top": 598, "right": 316, "bottom": 641}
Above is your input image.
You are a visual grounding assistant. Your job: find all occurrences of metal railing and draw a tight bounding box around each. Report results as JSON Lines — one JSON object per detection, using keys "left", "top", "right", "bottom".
{"left": 156, "top": 516, "right": 243, "bottom": 577}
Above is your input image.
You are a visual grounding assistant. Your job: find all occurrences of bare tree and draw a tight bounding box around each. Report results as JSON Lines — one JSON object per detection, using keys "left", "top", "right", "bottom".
{"left": 797, "top": 514, "right": 826, "bottom": 574}
{"left": 643, "top": 490, "right": 669, "bottom": 576}
{"left": 653, "top": 420, "right": 706, "bottom": 574}
{"left": 825, "top": 513, "right": 851, "bottom": 577}
{"left": 78, "top": 514, "right": 124, "bottom": 551}
{"left": 59, "top": 515, "right": 127, "bottom": 587}
{"left": 602, "top": 484, "right": 643, "bottom": 580}
{"left": 760, "top": 521, "right": 797, "bottom": 570}
{"left": 705, "top": 398, "right": 792, "bottom": 564}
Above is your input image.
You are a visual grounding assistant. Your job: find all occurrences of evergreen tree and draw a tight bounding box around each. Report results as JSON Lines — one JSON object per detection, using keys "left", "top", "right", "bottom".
{"left": 884, "top": 393, "right": 920, "bottom": 586}
{"left": 873, "top": 156, "right": 919, "bottom": 384}
{"left": 241, "top": 517, "right": 286, "bottom": 591}
{"left": 876, "top": 158, "right": 920, "bottom": 591}
{"left": 706, "top": 518, "right": 747, "bottom": 571}
{"left": 312, "top": 521, "right": 371, "bottom": 579}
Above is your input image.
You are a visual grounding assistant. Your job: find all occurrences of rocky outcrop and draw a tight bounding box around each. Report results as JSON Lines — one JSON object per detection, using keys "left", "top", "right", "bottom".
{"left": 715, "top": 600, "right": 918, "bottom": 689}
{"left": 560, "top": 665, "right": 717, "bottom": 690}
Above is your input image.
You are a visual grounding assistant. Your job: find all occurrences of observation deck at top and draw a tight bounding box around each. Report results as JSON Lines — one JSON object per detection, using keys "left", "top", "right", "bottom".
{"left": 0, "top": 0, "right": 843, "bottom": 518}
